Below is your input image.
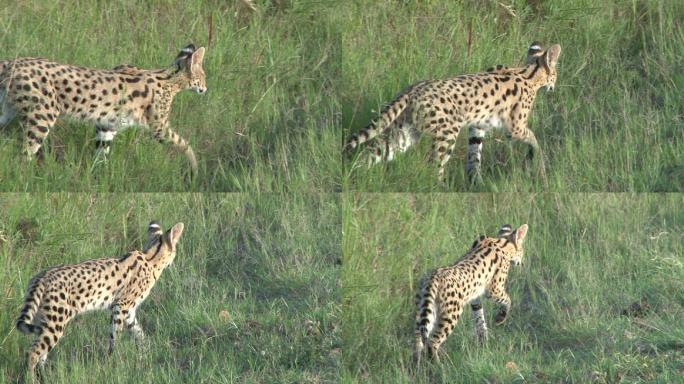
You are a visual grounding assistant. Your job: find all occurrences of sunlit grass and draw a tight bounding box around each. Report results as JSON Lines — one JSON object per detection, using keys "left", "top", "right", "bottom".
{"left": 0, "top": 1, "right": 341, "bottom": 192}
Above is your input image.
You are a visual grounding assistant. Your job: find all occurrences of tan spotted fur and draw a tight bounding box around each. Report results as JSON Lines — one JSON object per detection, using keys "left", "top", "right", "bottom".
{"left": 0, "top": 45, "right": 206, "bottom": 173}
{"left": 16, "top": 222, "right": 184, "bottom": 381}
{"left": 414, "top": 224, "right": 528, "bottom": 363}
{"left": 345, "top": 42, "right": 560, "bottom": 184}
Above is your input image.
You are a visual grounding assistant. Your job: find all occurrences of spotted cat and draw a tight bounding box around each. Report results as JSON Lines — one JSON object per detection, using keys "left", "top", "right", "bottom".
{"left": 345, "top": 42, "right": 560, "bottom": 184}
{"left": 16, "top": 221, "right": 184, "bottom": 380}
{"left": 349, "top": 45, "right": 543, "bottom": 170}
{"left": 0, "top": 44, "right": 206, "bottom": 173}
{"left": 414, "top": 224, "right": 528, "bottom": 363}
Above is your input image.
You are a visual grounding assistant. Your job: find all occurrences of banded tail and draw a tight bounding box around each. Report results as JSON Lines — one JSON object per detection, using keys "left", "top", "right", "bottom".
{"left": 344, "top": 90, "right": 412, "bottom": 152}
{"left": 416, "top": 276, "right": 440, "bottom": 351}
{"left": 16, "top": 275, "right": 46, "bottom": 334}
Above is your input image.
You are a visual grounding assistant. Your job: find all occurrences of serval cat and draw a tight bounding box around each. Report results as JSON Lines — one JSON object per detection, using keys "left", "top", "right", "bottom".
{"left": 345, "top": 42, "right": 560, "bottom": 184}
{"left": 414, "top": 224, "right": 528, "bottom": 363}
{"left": 0, "top": 44, "right": 206, "bottom": 173}
{"left": 16, "top": 221, "right": 184, "bottom": 381}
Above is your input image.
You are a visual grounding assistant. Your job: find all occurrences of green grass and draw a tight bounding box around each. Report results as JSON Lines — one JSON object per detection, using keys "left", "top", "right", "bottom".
{"left": 0, "top": 193, "right": 341, "bottom": 383}
{"left": 342, "top": 193, "right": 684, "bottom": 383}
{"left": 1, "top": 1, "right": 682, "bottom": 383}
{"left": 341, "top": 0, "right": 683, "bottom": 192}
{"left": 0, "top": 1, "right": 341, "bottom": 192}
{"left": 1, "top": 1, "right": 681, "bottom": 192}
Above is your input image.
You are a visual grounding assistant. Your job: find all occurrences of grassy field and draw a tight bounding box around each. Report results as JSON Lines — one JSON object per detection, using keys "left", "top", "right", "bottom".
{"left": 341, "top": 0, "right": 683, "bottom": 192}
{"left": 0, "top": 1, "right": 340, "bottom": 192}
{"left": 342, "top": 193, "right": 684, "bottom": 383}
{"left": 0, "top": 193, "right": 341, "bottom": 383}
{"left": 1, "top": 1, "right": 682, "bottom": 383}
{"left": 1, "top": 1, "right": 681, "bottom": 193}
